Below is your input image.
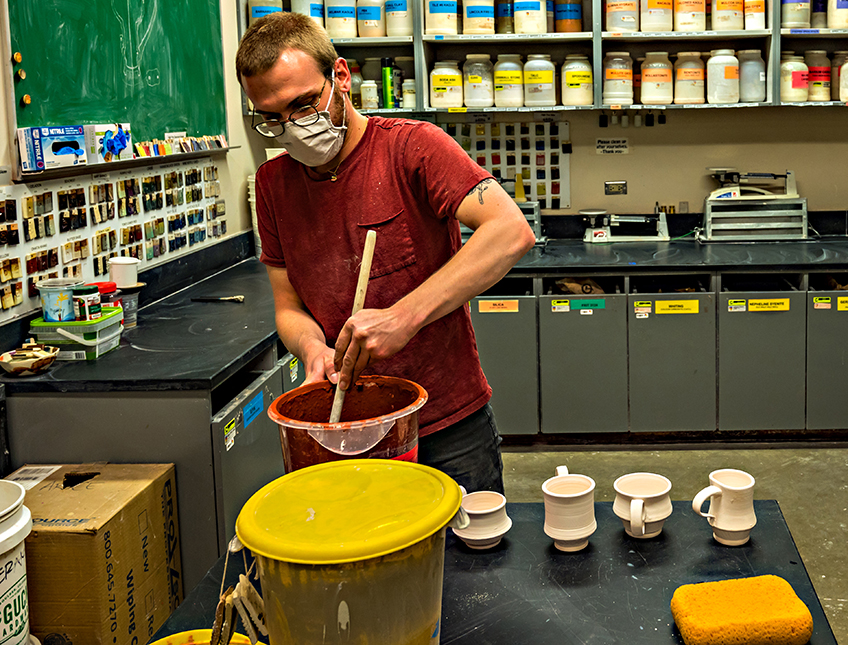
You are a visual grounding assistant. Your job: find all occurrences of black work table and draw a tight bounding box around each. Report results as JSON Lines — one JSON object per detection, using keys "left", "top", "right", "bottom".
{"left": 152, "top": 500, "right": 836, "bottom": 644}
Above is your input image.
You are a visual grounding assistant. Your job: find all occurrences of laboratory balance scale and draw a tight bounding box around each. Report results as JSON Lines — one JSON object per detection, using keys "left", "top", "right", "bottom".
{"left": 581, "top": 208, "right": 671, "bottom": 243}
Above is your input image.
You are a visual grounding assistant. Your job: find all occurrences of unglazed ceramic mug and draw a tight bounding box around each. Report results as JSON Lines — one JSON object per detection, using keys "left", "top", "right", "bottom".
{"left": 692, "top": 468, "right": 757, "bottom": 546}
{"left": 452, "top": 487, "right": 512, "bottom": 550}
{"left": 612, "top": 472, "right": 673, "bottom": 538}
{"left": 542, "top": 466, "right": 597, "bottom": 552}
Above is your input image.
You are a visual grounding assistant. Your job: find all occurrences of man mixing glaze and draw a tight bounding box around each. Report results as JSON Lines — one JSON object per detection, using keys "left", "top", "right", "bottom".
{"left": 236, "top": 13, "right": 535, "bottom": 493}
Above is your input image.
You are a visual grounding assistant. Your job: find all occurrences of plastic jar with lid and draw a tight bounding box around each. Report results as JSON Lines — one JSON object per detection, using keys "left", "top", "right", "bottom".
{"left": 326, "top": 0, "right": 358, "bottom": 37}
{"left": 494, "top": 54, "right": 524, "bottom": 106}
{"left": 524, "top": 54, "right": 557, "bottom": 105}
{"left": 674, "top": 51, "right": 705, "bottom": 103}
{"left": 780, "top": 56, "right": 808, "bottom": 102}
{"left": 606, "top": 0, "right": 639, "bottom": 30}
{"left": 402, "top": 80, "right": 417, "bottom": 108}
{"left": 386, "top": 0, "right": 413, "bottom": 34}
{"left": 426, "top": 0, "right": 459, "bottom": 33}
{"left": 738, "top": 49, "right": 766, "bottom": 102}
{"left": 562, "top": 54, "right": 593, "bottom": 104}
{"left": 744, "top": 0, "right": 765, "bottom": 28}
{"left": 94, "top": 282, "right": 123, "bottom": 309}
{"left": 707, "top": 49, "right": 739, "bottom": 103}
{"left": 73, "top": 285, "right": 102, "bottom": 321}
{"left": 496, "top": 0, "right": 515, "bottom": 31}
{"left": 555, "top": 0, "right": 583, "bottom": 30}
{"left": 641, "top": 0, "right": 672, "bottom": 31}
{"left": 362, "top": 57, "right": 383, "bottom": 99}
{"left": 514, "top": 0, "right": 547, "bottom": 32}
{"left": 430, "top": 60, "right": 464, "bottom": 107}
{"left": 831, "top": 51, "right": 848, "bottom": 99}
{"left": 463, "top": 54, "right": 495, "bottom": 106}
{"left": 464, "top": 0, "right": 496, "bottom": 32}
{"left": 640, "top": 52, "right": 673, "bottom": 103}
{"left": 291, "top": 0, "right": 326, "bottom": 26}
{"left": 781, "top": 0, "right": 810, "bottom": 27}
{"left": 828, "top": 0, "right": 848, "bottom": 27}
{"left": 603, "top": 51, "right": 634, "bottom": 104}
{"left": 804, "top": 50, "right": 830, "bottom": 100}
{"left": 362, "top": 80, "right": 380, "bottom": 108}
{"left": 711, "top": 0, "right": 743, "bottom": 29}
{"left": 674, "top": 0, "right": 705, "bottom": 30}
{"left": 357, "top": 0, "right": 386, "bottom": 36}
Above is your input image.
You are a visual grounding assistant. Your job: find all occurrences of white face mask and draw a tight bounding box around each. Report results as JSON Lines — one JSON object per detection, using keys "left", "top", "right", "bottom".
{"left": 278, "top": 72, "right": 348, "bottom": 168}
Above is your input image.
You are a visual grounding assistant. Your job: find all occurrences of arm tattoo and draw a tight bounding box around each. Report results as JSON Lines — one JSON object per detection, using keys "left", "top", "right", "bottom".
{"left": 467, "top": 178, "right": 495, "bottom": 205}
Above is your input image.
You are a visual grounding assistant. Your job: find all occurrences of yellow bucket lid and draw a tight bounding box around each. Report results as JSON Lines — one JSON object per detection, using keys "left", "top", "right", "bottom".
{"left": 236, "top": 459, "right": 462, "bottom": 565}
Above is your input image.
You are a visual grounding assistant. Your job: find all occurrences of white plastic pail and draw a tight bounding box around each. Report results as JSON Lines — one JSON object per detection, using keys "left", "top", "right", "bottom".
{"left": 0, "top": 480, "right": 32, "bottom": 645}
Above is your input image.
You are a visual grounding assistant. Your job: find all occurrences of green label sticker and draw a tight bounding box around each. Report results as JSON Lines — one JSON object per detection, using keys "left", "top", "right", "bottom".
{"left": 573, "top": 299, "right": 605, "bottom": 310}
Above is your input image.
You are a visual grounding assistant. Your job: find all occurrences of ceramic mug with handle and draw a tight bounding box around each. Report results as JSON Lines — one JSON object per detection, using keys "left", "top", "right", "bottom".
{"left": 612, "top": 472, "right": 673, "bottom": 538}
{"left": 542, "top": 466, "right": 597, "bottom": 552}
{"left": 452, "top": 486, "right": 512, "bottom": 550}
{"left": 692, "top": 468, "right": 757, "bottom": 546}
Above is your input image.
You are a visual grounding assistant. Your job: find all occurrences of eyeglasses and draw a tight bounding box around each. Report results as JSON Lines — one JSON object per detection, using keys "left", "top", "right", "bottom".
{"left": 251, "top": 76, "right": 329, "bottom": 138}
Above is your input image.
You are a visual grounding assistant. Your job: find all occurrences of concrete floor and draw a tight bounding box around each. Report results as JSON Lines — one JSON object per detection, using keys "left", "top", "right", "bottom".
{"left": 502, "top": 444, "right": 848, "bottom": 644}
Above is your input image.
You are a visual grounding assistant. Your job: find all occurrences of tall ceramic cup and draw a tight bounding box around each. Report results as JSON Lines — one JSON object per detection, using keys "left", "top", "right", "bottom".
{"left": 542, "top": 466, "right": 596, "bottom": 552}
{"left": 612, "top": 472, "right": 673, "bottom": 538}
{"left": 692, "top": 469, "right": 757, "bottom": 546}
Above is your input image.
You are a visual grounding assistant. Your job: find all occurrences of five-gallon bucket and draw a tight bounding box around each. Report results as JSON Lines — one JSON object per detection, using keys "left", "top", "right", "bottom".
{"left": 236, "top": 460, "right": 468, "bottom": 645}
{"left": 0, "top": 480, "right": 33, "bottom": 645}
{"left": 269, "top": 375, "right": 427, "bottom": 472}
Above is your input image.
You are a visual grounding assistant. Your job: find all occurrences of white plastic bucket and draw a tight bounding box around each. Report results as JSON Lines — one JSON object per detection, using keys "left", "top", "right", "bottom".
{"left": 36, "top": 279, "right": 83, "bottom": 322}
{"left": 108, "top": 257, "right": 141, "bottom": 288}
{"left": 0, "top": 480, "right": 33, "bottom": 645}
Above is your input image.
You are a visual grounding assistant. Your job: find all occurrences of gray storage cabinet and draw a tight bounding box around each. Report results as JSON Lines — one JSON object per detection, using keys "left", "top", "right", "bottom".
{"left": 471, "top": 294, "right": 539, "bottom": 435}
{"left": 628, "top": 285, "right": 716, "bottom": 432}
{"left": 806, "top": 288, "right": 848, "bottom": 430}
{"left": 539, "top": 292, "right": 628, "bottom": 433}
{"left": 718, "top": 281, "right": 806, "bottom": 431}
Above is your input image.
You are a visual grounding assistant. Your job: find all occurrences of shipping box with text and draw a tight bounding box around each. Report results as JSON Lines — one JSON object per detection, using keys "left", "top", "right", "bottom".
{"left": 6, "top": 463, "right": 183, "bottom": 645}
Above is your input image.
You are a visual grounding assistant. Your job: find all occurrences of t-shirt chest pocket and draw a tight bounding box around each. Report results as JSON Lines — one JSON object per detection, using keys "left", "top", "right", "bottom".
{"left": 357, "top": 209, "right": 417, "bottom": 278}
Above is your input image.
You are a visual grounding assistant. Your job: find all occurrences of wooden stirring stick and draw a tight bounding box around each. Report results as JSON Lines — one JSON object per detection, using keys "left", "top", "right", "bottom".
{"left": 330, "top": 230, "right": 377, "bottom": 423}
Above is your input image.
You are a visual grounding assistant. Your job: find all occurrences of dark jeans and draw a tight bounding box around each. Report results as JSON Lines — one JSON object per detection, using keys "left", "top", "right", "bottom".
{"left": 418, "top": 403, "right": 505, "bottom": 494}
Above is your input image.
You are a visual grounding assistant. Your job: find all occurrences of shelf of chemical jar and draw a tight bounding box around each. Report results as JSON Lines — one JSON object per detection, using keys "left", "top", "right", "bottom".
{"left": 779, "top": 100, "right": 848, "bottom": 106}
{"left": 602, "top": 29, "right": 771, "bottom": 40}
{"left": 423, "top": 32, "right": 593, "bottom": 43}
{"left": 330, "top": 36, "right": 414, "bottom": 45}
{"left": 360, "top": 108, "right": 417, "bottom": 115}
{"left": 423, "top": 105, "right": 596, "bottom": 112}
{"left": 780, "top": 28, "right": 848, "bottom": 36}
{"left": 626, "top": 101, "right": 773, "bottom": 109}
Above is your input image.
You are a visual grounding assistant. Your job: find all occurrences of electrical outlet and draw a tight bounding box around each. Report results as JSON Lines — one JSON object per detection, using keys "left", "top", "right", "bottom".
{"left": 605, "top": 181, "right": 627, "bottom": 195}
{"left": 679, "top": 201, "right": 689, "bottom": 214}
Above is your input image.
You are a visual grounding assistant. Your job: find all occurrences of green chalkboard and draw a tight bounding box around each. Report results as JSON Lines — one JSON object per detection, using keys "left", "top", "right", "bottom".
{"left": 9, "top": 0, "right": 227, "bottom": 144}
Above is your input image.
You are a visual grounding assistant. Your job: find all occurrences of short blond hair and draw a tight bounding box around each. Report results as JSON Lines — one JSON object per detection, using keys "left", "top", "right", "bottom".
{"left": 236, "top": 13, "right": 338, "bottom": 82}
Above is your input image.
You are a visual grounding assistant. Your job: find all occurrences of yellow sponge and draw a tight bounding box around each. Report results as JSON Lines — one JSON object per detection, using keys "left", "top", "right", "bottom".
{"left": 671, "top": 575, "right": 814, "bottom": 645}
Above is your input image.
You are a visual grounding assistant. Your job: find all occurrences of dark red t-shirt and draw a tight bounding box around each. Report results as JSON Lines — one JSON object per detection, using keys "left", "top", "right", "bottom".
{"left": 256, "top": 116, "right": 493, "bottom": 435}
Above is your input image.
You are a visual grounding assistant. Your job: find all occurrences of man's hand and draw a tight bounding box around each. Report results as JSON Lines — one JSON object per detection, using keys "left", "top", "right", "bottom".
{"left": 302, "top": 338, "right": 339, "bottom": 385}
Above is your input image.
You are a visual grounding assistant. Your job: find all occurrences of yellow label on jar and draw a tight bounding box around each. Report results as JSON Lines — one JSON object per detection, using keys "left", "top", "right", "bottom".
{"left": 432, "top": 75, "right": 462, "bottom": 86}
{"left": 607, "top": 0, "right": 637, "bottom": 10}
{"left": 468, "top": 75, "right": 483, "bottom": 83}
{"left": 495, "top": 70, "right": 523, "bottom": 84}
{"left": 526, "top": 70, "right": 554, "bottom": 84}
{"left": 677, "top": 68, "right": 705, "bottom": 80}
{"left": 716, "top": 0, "right": 742, "bottom": 9}
{"left": 724, "top": 65, "right": 739, "bottom": 80}
{"left": 566, "top": 70, "right": 592, "bottom": 87}
{"left": 643, "top": 68, "right": 672, "bottom": 82}
{"left": 606, "top": 68, "right": 633, "bottom": 80}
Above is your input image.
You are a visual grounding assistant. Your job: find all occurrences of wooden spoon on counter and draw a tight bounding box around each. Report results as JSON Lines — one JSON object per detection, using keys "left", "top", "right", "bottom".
{"left": 329, "top": 230, "right": 377, "bottom": 424}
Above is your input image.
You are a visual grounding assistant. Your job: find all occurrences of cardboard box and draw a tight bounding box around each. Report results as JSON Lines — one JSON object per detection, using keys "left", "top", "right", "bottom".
{"left": 84, "top": 123, "right": 133, "bottom": 164}
{"left": 5, "top": 463, "right": 183, "bottom": 645}
{"left": 17, "top": 126, "right": 87, "bottom": 173}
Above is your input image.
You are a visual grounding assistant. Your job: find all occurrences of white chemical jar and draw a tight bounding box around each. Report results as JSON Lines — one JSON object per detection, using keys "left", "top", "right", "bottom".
{"left": 641, "top": 0, "right": 673, "bottom": 31}
{"left": 674, "top": 0, "right": 705, "bottom": 30}
{"left": 780, "top": 56, "right": 808, "bottom": 102}
{"left": 781, "top": 0, "right": 810, "bottom": 26}
{"left": 326, "top": 0, "right": 358, "bottom": 37}
{"left": 514, "top": 0, "right": 547, "bottom": 32}
{"left": 561, "top": 54, "right": 594, "bottom": 105}
{"left": 805, "top": 50, "right": 831, "bottom": 101}
{"left": 464, "top": 0, "right": 496, "bottom": 32}
{"left": 603, "top": 51, "right": 634, "bottom": 104}
{"left": 291, "top": 0, "right": 326, "bottom": 26}
{"left": 248, "top": 0, "right": 283, "bottom": 25}
{"left": 361, "top": 80, "right": 380, "bottom": 108}
{"left": 738, "top": 49, "right": 766, "bottom": 102}
{"left": 841, "top": 61, "right": 848, "bottom": 100}
{"left": 606, "top": 0, "right": 639, "bottom": 30}
{"left": 712, "top": 0, "right": 743, "bottom": 29}
{"left": 744, "top": 0, "right": 766, "bottom": 27}
{"left": 831, "top": 51, "right": 848, "bottom": 99}
{"left": 641, "top": 52, "right": 673, "bottom": 104}
{"left": 707, "top": 49, "right": 739, "bottom": 103}
{"left": 464, "top": 54, "right": 495, "bottom": 106}
{"left": 829, "top": 0, "right": 848, "bottom": 27}
{"left": 524, "top": 54, "right": 556, "bottom": 105}
{"left": 430, "top": 60, "right": 464, "bottom": 107}
{"left": 402, "top": 79, "right": 417, "bottom": 108}
{"left": 426, "top": 0, "right": 459, "bottom": 33}
{"left": 386, "top": 0, "right": 413, "bottom": 34}
{"left": 494, "top": 54, "right": 524, "bottom": 106}
{"left": 674, "top": 51, "right": 705, "bottom": 104}
{"left": 357, "top": 0, "right": 386, "bottom": 36}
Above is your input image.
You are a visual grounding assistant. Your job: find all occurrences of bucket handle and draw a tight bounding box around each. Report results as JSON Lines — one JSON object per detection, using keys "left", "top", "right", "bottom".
{"left": 55, "top": 325, "right": 124, "bottom": 347}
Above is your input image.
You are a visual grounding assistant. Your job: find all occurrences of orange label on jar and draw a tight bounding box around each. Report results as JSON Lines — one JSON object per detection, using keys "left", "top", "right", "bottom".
{"left": 677, "top": 68, "right": 705, "bottom": 80}
{"left": 643, "top": 68, "right": 672, "bottom": 82}
{"left": 648, "top": 0, "right": 673, "bottom": 6}
{"left": 744, "top": 0, "right": 764, "bottom": 11}
{"left": 716, "top": 0, "right": 742, "bottom": 9}
{"left": 675, "top": 0, "right": 704, "bottom": 9}
{"left": 606, "top": 68, "right": 633, "bottom": 80}
{"left": 724, "top": 65, "right": 739, "bottom": 80}
{"left": 607, "top": 0, "right": 637, "bottom": 10}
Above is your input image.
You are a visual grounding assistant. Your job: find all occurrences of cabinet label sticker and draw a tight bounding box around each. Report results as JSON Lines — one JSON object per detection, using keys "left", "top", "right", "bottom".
{"left": 748, "top": 298, "right": 790, "bottom": 312}
{"left": 551, "top": 299, "right": 570, "bottom": 312}
{"left": 656, "top": 300, "right": 699, "bottom": 314}
{"left": 813, "top": 296, "right": 832, "bottom": 309}
{"left": 839, "top": 297, "right": 848, "bottom": 311}
{"left": 728, "top": 299, "right": 746, "bottom": 312}
{"left": 634, "top": 300, "right": 652, "bottom": 314}
{"left": 224, "top": 419, "right": 237, "bottom": 451}
{"left": 573, "top": 298, "right": 605, "bottom": 310}
{"left": 289, "top": 357, "right": 299, "bottom": 383}
{"left": 243, "top": 391, "right": 264, "bottom": 428}
{"left": 479, "top": 299, "right": 519, "bottom": 313}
